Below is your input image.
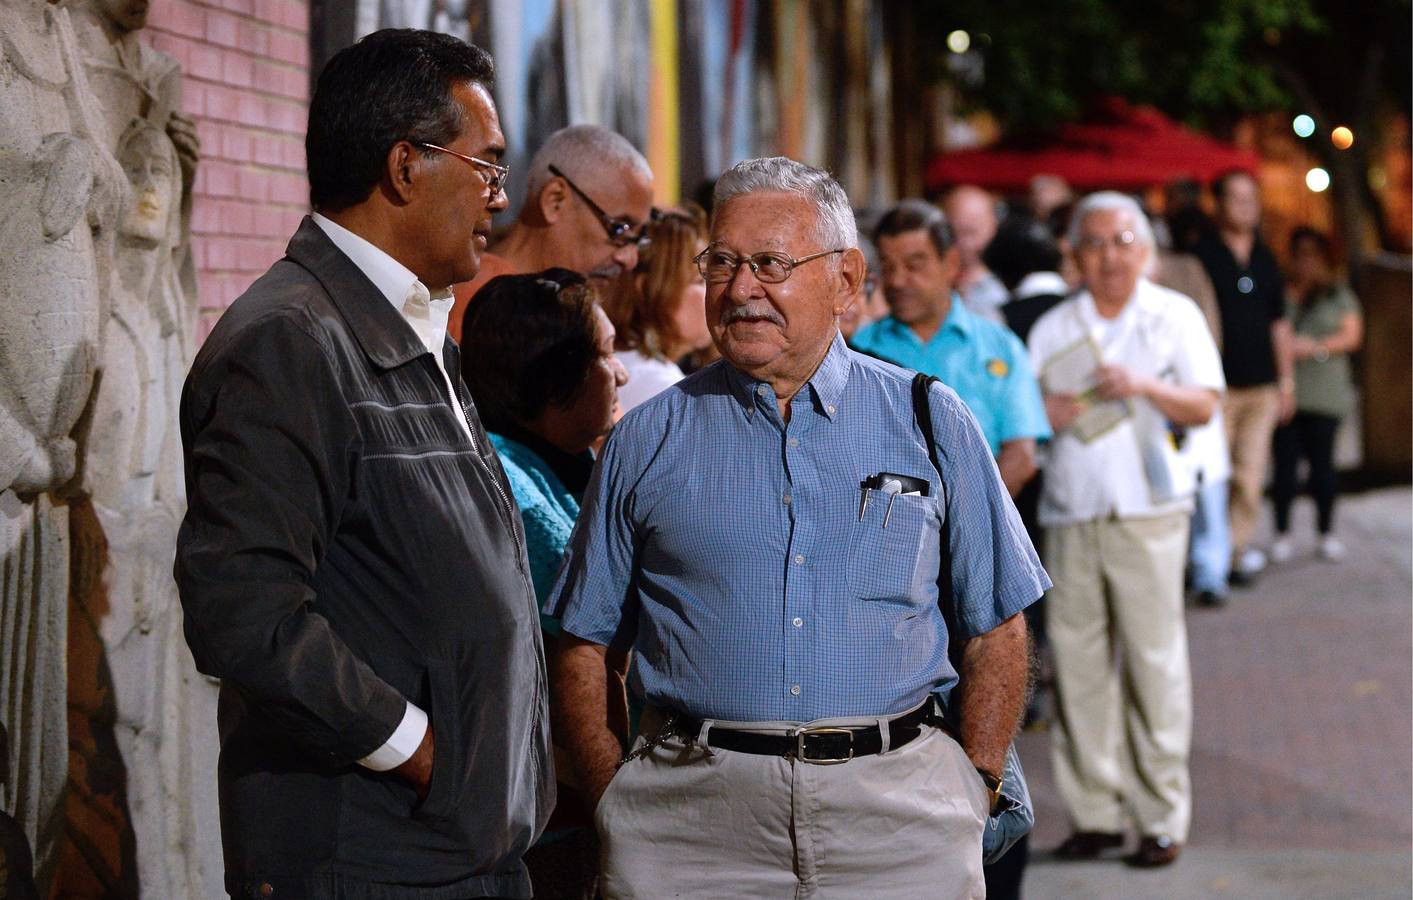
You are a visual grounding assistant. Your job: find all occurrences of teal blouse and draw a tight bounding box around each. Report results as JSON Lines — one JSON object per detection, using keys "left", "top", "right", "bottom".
{"left": 488, "top": 432, "right": 579, "bottom": 637}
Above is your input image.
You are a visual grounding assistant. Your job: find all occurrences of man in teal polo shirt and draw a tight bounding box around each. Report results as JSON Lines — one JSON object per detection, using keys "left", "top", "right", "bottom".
{"left": 852, "top": 199, "right": 1049, "bottom": 497}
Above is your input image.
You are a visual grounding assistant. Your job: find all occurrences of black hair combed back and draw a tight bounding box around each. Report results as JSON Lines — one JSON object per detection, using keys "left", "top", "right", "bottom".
{"left": 874, "top": 199, "right": 953, "bottom": 259}
{"left": 307, "top": 29, "right": 495, "bottom": 211}
{"left": 460, "top": 270, "right": 601, "bottom": 434}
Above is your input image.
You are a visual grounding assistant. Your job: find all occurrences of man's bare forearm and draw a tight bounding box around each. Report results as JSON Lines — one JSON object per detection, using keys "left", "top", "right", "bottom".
{"left": 996, "top": 438, "right": 1037, "bottom": 498}
{"left": 956, "top": 612, "right": 1029, "bottom": 776}
{"left": 552, "top": 635, "right": 629, "bottom": 808}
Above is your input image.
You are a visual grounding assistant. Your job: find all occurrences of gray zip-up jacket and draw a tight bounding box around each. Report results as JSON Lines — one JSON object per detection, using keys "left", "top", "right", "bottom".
{"left": 176, "top": 218, "right": 553, "bottom": 900}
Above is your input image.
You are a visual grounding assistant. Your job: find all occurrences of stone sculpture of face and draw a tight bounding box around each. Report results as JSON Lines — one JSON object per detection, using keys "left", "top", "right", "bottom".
{"left": 118, "top": 122, "right": 178, "bottom": 247}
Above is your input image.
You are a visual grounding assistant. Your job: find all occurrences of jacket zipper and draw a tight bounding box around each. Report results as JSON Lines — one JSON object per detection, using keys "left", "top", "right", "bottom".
{"left": 456, "top": 393, "right": 533, "bottom": 583}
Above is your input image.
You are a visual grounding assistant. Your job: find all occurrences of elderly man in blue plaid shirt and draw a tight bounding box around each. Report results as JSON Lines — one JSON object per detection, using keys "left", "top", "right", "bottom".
{"left": 546, "top": 157, "right": 1048, "bottom": 899}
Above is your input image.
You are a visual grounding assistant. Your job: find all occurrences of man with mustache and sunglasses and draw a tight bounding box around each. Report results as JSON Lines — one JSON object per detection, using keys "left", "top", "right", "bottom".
{"left": 547, "top": 157, "right": 1046, "bottom": 899}
{"left": 448, "top": 124, "right": 653, "bottom": 342}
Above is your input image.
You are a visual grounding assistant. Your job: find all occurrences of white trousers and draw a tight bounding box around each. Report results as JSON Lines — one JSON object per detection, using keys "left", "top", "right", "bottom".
{"left": 596, "top": 706, "right": 989, "bottom": 900}
{"left": 1045, "top": 512, "right": 1193, "bottom": 842}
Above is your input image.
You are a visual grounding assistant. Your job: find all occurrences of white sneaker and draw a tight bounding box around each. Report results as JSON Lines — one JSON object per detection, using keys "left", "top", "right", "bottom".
{"left": 1269, "top": 537, "right": 1294, "bottom": 564}
{"left": 1237, "top": 547, "right": 1268, "bottom": 575}
{"left": 1318, "top": 535, "right": 1347, "bottom": 562}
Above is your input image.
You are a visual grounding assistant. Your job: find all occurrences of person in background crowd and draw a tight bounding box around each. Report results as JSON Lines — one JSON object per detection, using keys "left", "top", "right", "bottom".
{"left": 1270, "top": 227, "right": 1364, "bottom": 564}
{"left": 1029, "top": 174, "right": 1074, "bottom": 223}
{"left": 1154, "top": 221, "right": 1233, "bottom": 608}
{"left": 447, "top": 124, "right": 654, "bottom": 341}
{"left": 460, "top": 269, "right": 630, "bottom": 900}
{"left": 853, "top": 199, "right": 1049, "bottom": 497}
{"left": 987, "top": 217, "right": 1070, "bottom": 343}
{"left": 601, "top": 204, "right": 713, "bottom": 414}
{"left": 1192, "top": 169, "right": 1295, "bottom": 586}
{"left": 1045, "top": 201, "right": 1084, "bottom": 290}
{"left": 175, "top": 31, "right": 552, "bottom": 898}
{"left": 943, "top": 184, "right": 1010, "bottom": 322}
{"left": 1161, "top": 178, "right": 1213, "bottom": 256}
{"left": 1030, "top": 192, "right": 1223, "bottom": 869}
{"left": 839, "top": 232, "right": 890, "bottom": 340}
{"left": 549, "top": 158, "right": 1044, "bottom": 899}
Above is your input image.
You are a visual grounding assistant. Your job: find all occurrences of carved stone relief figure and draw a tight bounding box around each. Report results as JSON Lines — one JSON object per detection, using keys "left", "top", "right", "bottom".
{"left": 0, "top": 0, "right": 118, "bottom": 890}
{"left": 53, "top": 1, "right": 220, "bottom": 897}
{"left": 62, "top": 119, "right": 217, "bottom": 900}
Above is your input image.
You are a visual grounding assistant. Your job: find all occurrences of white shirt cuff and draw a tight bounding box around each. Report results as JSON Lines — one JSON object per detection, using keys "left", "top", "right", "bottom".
{"left": 358, "top": 701, "right": 428, "bottom": 772}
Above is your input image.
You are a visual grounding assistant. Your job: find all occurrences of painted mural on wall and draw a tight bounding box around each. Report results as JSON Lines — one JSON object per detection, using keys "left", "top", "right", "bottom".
{"left": 327, "top": 0, "right": 903, "bottom": 212}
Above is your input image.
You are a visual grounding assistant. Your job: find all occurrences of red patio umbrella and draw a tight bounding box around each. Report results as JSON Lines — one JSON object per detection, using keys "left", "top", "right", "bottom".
{"left": 926, "top": 98, "right": 1261, "bottom": 193}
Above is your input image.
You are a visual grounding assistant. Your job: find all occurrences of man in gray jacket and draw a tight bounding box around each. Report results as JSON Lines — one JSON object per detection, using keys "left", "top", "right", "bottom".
{"left": 176, "top": 29, "right": 552, "bottom": 899}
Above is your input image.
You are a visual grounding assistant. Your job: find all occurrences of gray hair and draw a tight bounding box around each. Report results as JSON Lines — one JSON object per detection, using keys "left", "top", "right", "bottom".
{"left": 525, "top": 124, "right": 652, "bottom": 197}
{"left": 1068, "top": 190, "right": 1157, "bottom": 276}
{"left": 713, "top": 157, "right": 858, "bottom": 250}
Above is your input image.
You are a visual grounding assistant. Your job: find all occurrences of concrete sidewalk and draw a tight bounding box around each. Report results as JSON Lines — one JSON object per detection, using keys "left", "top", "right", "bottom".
{"left": 1018, "top": 486, "right": 1413, "bottom": 898}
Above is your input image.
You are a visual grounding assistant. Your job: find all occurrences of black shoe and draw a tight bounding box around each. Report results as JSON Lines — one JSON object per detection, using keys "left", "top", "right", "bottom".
{"left": 1228, "top": 567, "right": 1259, "bottom": 588}
{"left": 1126, "top": 835, "right": 1181, "bottom": 868}
{"left": 1196, "top": 590, "right": 1227, "bottom": 608}
{"left": 1052, "top": 831, "right": 1124, "bottom": 860}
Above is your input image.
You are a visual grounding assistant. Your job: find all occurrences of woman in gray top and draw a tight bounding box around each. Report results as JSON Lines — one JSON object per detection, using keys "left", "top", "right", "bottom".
{"left": 1270, "top": 227, "right": 1364, "bottom": 563}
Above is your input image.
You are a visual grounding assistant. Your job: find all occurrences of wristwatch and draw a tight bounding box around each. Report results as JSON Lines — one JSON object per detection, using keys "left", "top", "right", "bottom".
{"left": 1314, "top": 343, "right": 1330, "bottom": 362}
{"left": 978, "top": 768, "right": 1004, "bottom": 816}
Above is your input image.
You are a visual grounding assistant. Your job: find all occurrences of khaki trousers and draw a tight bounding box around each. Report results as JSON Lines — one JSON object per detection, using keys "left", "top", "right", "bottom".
{"left": 1045, "top": 512, "right": 1192, "bottom": 842}
{"left": 595, "top": 707, "right": 989, "bottom": 899}
{"left": 1224, "top": 384, "right": 1281, "bottom": 556}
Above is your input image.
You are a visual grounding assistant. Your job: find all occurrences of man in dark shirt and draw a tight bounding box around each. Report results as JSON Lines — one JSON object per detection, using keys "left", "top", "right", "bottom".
{"left": 176, "top": 30, "right": 552, "bottom": 898}
{"left": 1193, "top": 170, "right": 1294, "bottom": 584}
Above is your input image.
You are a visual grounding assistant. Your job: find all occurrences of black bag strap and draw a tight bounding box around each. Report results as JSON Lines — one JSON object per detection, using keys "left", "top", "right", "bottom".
{"left": 912, "top": 372, "right": 967, "bottom": 728}
{"left": 910, "top": 372, "right": 958, "bottom": 639}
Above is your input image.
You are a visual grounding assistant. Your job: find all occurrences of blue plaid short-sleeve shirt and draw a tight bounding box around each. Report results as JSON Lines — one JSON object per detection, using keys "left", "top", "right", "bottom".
{"left": 546, "top": 333, "right": 1048, "bottom": 722}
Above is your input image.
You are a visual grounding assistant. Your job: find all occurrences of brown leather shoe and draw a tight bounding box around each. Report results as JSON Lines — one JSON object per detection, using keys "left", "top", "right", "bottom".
{"left": 1127, "top": 835, "right": 1182, "bottom": 868}
{"left": 1052, "top": 831, "right": 1125, "bottom": 860}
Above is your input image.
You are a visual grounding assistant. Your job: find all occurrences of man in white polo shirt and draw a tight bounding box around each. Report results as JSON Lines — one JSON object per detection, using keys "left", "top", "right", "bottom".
{"left": 1028, "top": 192, "right": 1224, "bottom": 869}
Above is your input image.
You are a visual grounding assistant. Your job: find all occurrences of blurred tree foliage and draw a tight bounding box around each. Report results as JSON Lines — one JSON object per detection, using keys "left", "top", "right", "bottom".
{"left": 927, "top": 0, "right": 1412, "bottom": 252}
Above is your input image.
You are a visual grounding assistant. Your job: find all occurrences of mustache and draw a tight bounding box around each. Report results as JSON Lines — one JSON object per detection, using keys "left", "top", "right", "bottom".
{"left": 720, "top": 302, "right": 785, "bottom": 327}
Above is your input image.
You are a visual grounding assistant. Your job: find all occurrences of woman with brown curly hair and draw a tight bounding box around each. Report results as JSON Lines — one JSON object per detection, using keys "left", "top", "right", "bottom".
{"left": 601, "top": 203, "right": 713, "bottom": 413}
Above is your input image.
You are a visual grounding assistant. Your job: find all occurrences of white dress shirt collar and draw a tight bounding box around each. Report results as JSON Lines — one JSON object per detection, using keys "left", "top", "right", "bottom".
{"left": 310, "top": 213, "right": 455, "bottom": 358}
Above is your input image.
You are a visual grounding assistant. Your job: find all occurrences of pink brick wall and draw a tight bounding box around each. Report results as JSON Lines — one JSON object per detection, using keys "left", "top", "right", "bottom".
{"left": 146, "top": 0, "right": 312, "bottom": 340}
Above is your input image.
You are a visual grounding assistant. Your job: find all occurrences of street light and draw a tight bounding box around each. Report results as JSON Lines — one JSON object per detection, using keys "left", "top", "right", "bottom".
{"left": 1305, "top": 167, "right": 1331, "bottom": 192}
{"left": 1331, "top": 126, "right": 1354, "bottom": 150}
{"left": 947, "top": 30, "right": 971, "bottom": 53}
{"left": 1292, "top": 115, "right": 1316, "bottom": 138}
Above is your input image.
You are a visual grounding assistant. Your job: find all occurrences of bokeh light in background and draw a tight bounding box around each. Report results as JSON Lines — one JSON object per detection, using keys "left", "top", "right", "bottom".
{"left": 1306, "top": 167, "right": 1331, "bottom": 192}
{"left": 1331, "top": 126, "right": 1355, "bottom": 150}
{"left": 1292, "top": 114, "right": 1316, "bottom": 138}
{"left": 946, "top": 30, "right": 971, "bottom": 53}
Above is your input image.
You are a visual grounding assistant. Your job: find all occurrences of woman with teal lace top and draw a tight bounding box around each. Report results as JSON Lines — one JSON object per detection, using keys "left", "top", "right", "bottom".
{"left": 460, "top": 269, "right": 628, "bottom": 899}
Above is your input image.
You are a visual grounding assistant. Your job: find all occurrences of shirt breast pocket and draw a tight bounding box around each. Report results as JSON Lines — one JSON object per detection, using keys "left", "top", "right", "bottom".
{"left": 847, "top": 492, "right": 938, "bottom": 604}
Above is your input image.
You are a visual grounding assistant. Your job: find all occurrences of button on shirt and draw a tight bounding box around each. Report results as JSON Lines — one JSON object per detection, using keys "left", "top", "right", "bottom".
{"left": 546, "top": 333, "right": 1049, "bottom": 722}
{"left": 1027, "top": 279, "right": 1226, "bottom": 527}
{"left": 851, "top": 299, "right": 1051, "bottom": 456}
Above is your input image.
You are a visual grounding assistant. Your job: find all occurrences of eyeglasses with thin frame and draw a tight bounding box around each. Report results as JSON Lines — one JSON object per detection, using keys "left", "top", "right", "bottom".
{"left": 416, "top": 142, "right": 510, "bottom": 197}
{"left": 1075, "top": 230, "right": 1138, "bottom": 253}
{"left": 693, "top": 244, "right": 846, "bottom": 284}
{"left": 548, "top": 164, "right": 648, "bottom": 248}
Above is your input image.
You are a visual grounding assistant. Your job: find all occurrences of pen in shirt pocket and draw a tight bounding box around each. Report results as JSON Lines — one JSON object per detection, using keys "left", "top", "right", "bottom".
{"left": 859, "top": 472, "right": 930, "bottom": 528}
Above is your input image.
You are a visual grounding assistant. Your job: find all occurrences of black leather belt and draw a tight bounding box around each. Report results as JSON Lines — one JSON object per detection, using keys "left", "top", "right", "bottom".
{"left": 671, "top": 702, "right": 945, "bottom": 765}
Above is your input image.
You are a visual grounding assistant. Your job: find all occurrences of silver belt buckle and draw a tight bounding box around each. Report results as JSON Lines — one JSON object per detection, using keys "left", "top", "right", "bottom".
{"left": 795, "top": 726, "right": 855, "bottom": 765}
